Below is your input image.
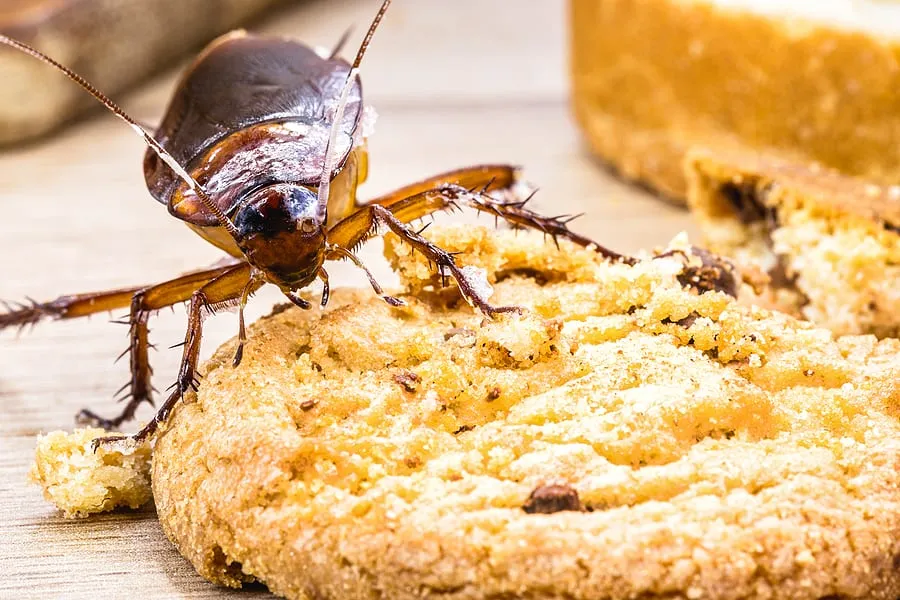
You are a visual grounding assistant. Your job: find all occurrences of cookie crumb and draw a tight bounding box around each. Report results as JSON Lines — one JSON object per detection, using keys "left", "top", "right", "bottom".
{"left": 30, "top": 428, "right": 152, "bottom": 518}
{"left": 522, "top": 483, "right": 584, "bottom": 514}
{"left": 444, "top": 327, "right": 476, "bottom": 347}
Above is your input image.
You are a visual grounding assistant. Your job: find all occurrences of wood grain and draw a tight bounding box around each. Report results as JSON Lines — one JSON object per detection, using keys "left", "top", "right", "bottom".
{"left": 0, "top": 1, "right": 693, "bottom": 597}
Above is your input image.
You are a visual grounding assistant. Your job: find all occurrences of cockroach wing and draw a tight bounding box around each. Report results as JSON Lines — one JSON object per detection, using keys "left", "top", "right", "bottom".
{"left": 144, "top": 32, "right": 362, "bottom": 223}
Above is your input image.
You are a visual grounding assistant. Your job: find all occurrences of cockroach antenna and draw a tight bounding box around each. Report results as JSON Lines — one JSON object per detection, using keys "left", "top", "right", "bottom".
{"left": 0, "top": 35, "right": 241, "bottom": 239}
{"left": 317, "top": 0, "right": 392, "bottom": 218}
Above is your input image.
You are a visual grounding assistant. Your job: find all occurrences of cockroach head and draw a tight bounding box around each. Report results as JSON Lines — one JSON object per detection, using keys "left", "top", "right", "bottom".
{"left": 234, "top": 183, "right": 325, "bottom": 290}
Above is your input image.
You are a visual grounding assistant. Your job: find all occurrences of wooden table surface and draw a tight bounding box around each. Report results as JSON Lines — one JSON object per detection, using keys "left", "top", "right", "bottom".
{"left": 0, "top": 1, "right": 695, "bottom": 597}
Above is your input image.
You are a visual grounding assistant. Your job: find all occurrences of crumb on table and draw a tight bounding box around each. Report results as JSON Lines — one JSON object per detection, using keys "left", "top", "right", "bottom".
{"left": 30, "top": 428, "right": 152, "bottom": 518}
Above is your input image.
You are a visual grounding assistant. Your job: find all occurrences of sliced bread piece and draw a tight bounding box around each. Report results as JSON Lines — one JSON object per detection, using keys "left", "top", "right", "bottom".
{"left": 686, "top": 146, "right": 900, "bottom": 337}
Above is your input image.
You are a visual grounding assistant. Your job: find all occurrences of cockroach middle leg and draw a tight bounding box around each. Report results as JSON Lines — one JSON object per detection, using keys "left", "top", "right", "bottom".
{"left": 95, "top": 263, "right": 254, "bottom": 449}
{"left": 0, "top": 263, "right": 241, "bottom": 429}
{"left": 73, "top": 264, "right": 239, "bottom": 429}
{"left": 334, "top": 166, "right": 634, "bottom": 264}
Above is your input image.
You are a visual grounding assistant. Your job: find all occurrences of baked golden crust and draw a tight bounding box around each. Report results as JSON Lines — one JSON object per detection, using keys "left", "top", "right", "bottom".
{"left": 686, "top": 147, "right": 900, "bottom": 337}
{"left": 570, "top": 0, "right": 900, "bottom": 202}
{"left": 152, "top": 227, "right": 900, "bottom": 599}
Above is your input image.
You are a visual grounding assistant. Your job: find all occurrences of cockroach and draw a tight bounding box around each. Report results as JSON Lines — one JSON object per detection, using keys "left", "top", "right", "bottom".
{"left": 0, "top": 0, "right": 630, "bottom": 448}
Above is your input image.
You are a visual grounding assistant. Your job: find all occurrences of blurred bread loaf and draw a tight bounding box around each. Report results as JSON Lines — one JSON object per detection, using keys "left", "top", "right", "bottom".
{"left": 0, "top": 0, "right": 289, "bottom": 145}
{"left": 571, "top": 0, "right": 900, "bottom": 202}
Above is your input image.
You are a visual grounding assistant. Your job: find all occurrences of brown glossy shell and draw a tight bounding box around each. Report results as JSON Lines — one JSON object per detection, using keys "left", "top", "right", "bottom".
{"left": 143, "top": 31, "right": 363, "bottom": 226}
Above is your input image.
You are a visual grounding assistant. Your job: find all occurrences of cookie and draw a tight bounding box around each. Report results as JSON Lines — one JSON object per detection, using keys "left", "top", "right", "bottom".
{"left": 570, "top": 0, "right": 900, "bottom": 202}
{"left": 152, "top": 226, "right": 900, "bottom": 599}
{"left": 30, "top": 427, "right": 152, "bottom": 518}
{"left": 686, "top": 147, "right": 900, "bottom": 338}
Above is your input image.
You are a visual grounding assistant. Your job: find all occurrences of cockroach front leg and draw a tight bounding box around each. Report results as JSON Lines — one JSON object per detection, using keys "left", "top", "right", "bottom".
{"left": 232, "top": 273, "right": 265, "bottom": 368}
{"left": 325, "top": 245, "right": 404, "bottom": 306}
{"left": 329, "top": 204, "right": 519, "bottom": 317}
{"left": 317, "top": 269, "right": 331, "bottom": 307}
{"left": 94, "top": 263, "right": 253, "bottom": 449}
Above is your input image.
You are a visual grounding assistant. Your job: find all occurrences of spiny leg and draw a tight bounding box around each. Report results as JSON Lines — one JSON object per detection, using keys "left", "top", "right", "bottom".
{"left": 332, "top": 165, "right": 632, "bottom": 263}
{"left": 360, "top": 164, "right": 521, "bottom": 209}
{"left": 326, "top": 244, "right": 403, "bottom": 306}
{"left": 74, "top": 264, "right": 240, "bottom": 429}
{"left": 328, "top": 166, "right": 520, "bottom": 253}
{"left": 435, "top": 184, "right": 636, "bottom": 263}
{"left": 326, "top": 163, "right": 521, "bottom": 227}
{"left": 232, "top": 274, "right": 265, "bottom": 368}
{"left": 0, "top": 287, "right": 143, "bottom": 332}
{"left": 94, "top": 263, "right": 253, "bottom": 449}
{"left": 329, "top": 203, "right": 519, "bottom": 317}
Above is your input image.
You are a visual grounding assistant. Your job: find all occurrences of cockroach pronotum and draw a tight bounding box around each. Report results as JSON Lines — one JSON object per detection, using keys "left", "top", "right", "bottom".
{"left": 0, "top": 0, "right": 630, "bottom": 448}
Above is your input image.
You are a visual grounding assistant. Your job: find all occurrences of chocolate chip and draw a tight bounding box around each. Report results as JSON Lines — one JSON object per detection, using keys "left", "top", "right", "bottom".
{"left": 393, "top": 371, "right": 420, "bottom": 393}
{"left": 718, "top": 182, "right": 775, "bottom": 225}
{"left": 452, "top": 424, "right": 474, "bottom": 435}
{"left": 662, "top": 311, "right": 700, "bottom": 328}
{"left": 674, "top": 247, "right": 739, "bottom": 298}
{"left": 299, "top": 400, "right": 316, "bottom": 411}
{"left": 486, "top": 387, "right": 501, "bottom": 402}
{"left": 522, "top": 483, "right": 584, "bottom": 514}
{"left": 766, "top": 254, "right": 797, "bottom": 289}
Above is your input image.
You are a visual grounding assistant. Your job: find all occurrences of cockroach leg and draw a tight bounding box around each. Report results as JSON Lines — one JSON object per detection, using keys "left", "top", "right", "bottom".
{"left": 0, "top": 287, "right": 142, "bottom": 332}
{"left": 442, "top": 184, "right": 636, "bottom": 263}
{"left": 232, "top": 274, "right": 264, "bottom": 368}
{"left": 76, "top": 293, "right": 153, "bottom": 429}
{"left": 317, "top": 269, "right": 331, "bottom": 307}
{"left": 287, "top": 291, "right": 312, "bottom": 310}
{"left": 328, "top": 164, "right": 634, "bottom": 265}
{"left": 324, "top": 165, "right": 520, "bottom": 228}
{"left": 93, "top": 263, "right": 253, "bottom": 449}
{"left": 326, "top": 165, "right": 522, "bottom": 250}
{"left": 326, "top": 245, "right": 404, "bottom": 306}
{"left": 329, "top": 204, "right": 519, "bottom": 317}
{"left": 74, "top": 264, "right": 239, "bottom": 429}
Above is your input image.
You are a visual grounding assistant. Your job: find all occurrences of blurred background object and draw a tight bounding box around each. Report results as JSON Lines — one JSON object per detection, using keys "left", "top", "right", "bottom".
{"left": 571, "top": 0, "right": 900, "bottom": 204}
{"left": 0, "top": 0, "right": 292, "bottom": 145}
